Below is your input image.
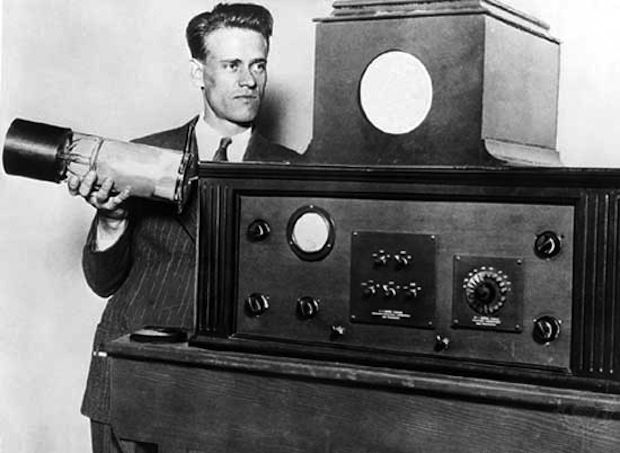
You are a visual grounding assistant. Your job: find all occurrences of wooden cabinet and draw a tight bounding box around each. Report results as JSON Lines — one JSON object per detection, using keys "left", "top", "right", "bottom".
{"left": 107, "top": 338, "right": 620, "bottom": 453}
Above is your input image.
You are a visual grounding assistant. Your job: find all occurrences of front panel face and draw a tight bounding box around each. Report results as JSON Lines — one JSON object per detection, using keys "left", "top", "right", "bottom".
{"left": 236, "top": 196, "right": 574, "bottom": 370}
{"left": 312, "top": 16, "right": 485, "bottom": 165}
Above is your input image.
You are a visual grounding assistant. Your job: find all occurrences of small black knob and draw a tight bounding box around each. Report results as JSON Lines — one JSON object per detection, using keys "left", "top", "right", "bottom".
{"left": 533, "top": 315, "right": 561, "bottom": 345}
{"left": 247, "top": 219, "right": 271, "bottom": 242}
{"left": 434, "top": 335, "right": 450, "bottom": 352}
{"left": 534, "top": 231, "right": 562, "bottom": 259}
{"left": 245, "top": 293, "right": 270, "bottom": 317}
{"left": 297, "top": 296, "right": 320, "bottom": 320}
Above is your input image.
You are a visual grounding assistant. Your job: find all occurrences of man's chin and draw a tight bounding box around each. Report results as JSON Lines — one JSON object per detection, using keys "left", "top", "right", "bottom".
{"left": 230, "top": 111, "right": 259, "bottom": 126}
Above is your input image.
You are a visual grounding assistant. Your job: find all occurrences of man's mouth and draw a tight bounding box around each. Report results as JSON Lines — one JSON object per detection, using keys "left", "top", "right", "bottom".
{"left": 235, "top": 95, "right": 257, "bottom": 100}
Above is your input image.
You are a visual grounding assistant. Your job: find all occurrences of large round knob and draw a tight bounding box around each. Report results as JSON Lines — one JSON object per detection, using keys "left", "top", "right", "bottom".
{"left": 247, "top": 219, "right": 271, "bottom": 242}
{"left": 463, "top": 267, "right": 511, "bottom": 315}
{"left": 297, "top": 296, "right": 320, "bottom": 320}
{"left": 532, "top": 315, "right": 561, "bottom": 345}
{"left": 245, "top": 293, "right": 270, "bottom": 317}
{"left": 534, "top": 231, "right": 562, "bottom": 259}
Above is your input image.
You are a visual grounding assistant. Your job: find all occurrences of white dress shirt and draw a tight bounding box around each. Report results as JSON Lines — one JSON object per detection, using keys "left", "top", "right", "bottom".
{"left": 194, "top": 113, "right": 252, "bottom": 162}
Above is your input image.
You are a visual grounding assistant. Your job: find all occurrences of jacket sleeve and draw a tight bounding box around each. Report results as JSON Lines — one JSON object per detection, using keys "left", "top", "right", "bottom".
{"left": 82, "top": 213, "right": 132, "bottom": 298}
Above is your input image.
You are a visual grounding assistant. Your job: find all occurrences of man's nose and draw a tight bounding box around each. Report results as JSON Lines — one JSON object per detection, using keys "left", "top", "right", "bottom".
{"left": 238, "top": 66, "right": 257, "bottom": 88}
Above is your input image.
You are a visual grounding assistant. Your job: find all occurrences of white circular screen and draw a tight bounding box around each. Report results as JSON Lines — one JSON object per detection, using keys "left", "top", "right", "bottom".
{"left": 360, "top": 50, "right": 433, "bottom": 135}
{"left": 291, "top": 212, "right": 330, "bottom": 253}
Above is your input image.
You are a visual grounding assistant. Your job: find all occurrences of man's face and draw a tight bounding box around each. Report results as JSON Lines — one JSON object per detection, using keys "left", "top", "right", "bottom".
{"left": 195, "top": 27, "right": 268, "bottom": 130}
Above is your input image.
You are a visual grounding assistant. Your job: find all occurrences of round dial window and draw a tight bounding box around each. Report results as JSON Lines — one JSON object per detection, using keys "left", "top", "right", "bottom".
{"left": 292, "top": 212, "right": 330, "bottom": 253}
{"left": 287, "top": 206, "right": 335, "bottom": 261}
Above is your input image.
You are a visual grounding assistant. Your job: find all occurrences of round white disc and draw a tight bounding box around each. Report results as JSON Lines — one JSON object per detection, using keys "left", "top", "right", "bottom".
{"left": 360, "top": 51, "right": 433, "bottom": 135}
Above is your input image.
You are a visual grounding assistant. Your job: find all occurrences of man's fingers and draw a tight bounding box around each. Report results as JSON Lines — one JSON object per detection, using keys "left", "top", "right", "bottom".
{"left": 116, "top": 186, "right": 132, "bottom": 203}
{"left": 90, "top": 186, "right": 131, "bottom": 212}
{"left": 78, "top": 170, "right": 97, "bottom": 197}
{"left": 67, "top": 175, "right": 80, "bottom": 196}
{"left": 69, "top": 170, "right": 129, "bottom": 214}
{"left": 95, "top": 178, "right": 115, "bottom": 203}
{"left": 105, "top": 187, "right": 132, "bottom": 210}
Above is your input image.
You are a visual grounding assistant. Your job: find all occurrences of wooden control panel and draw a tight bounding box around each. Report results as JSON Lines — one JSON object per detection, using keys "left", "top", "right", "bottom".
{"left": 192, "top": 164, "right": 620, "bottom": 394}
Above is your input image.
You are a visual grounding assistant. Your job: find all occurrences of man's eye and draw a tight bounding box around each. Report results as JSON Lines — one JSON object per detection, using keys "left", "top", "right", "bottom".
{"left": 224, "top": 62, "right": 239, "bottom": 71}
{"left": 252, "top": 63, "right": 266, "bottom": 73}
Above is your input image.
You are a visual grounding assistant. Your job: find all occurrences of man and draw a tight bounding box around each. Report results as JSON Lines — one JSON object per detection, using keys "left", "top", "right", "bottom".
{"left": 68, "top": 3, "right": 300, "bottom": 451}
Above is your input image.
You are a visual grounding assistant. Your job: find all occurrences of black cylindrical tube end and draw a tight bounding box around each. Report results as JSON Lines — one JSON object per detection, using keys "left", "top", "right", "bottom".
{"left": 2, "top": 118, "right": 73, "bottom": 182}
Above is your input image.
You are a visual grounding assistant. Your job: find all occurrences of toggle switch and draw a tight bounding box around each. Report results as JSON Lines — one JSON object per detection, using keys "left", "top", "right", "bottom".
{"left": 381, "top": 283, "right": 397, "bottom": 299}
{"left": 404, "top": 283, "right": 422, "bottom": 299}
{"left": 362, "top": 281, "right": 377, "bottom": 298}
{"left": 394, "top": 251, "right": 413, "bottom": 269}
{"left": 372, "top": 250, "right": 390, "bottom": 267}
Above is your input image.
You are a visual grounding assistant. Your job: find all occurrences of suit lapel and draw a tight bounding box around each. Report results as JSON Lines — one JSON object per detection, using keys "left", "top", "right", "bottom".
{"left": 177, "top": 126, "right": 272, "bottom": 241}
{"left": 176, "top": 117, "right": 199, "bottom": 243}
{"left": 242, "top": 130, "right": 268, "bottom": 162}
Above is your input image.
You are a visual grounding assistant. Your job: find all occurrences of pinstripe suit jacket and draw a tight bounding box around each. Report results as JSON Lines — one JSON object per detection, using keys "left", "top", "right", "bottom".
{"left": 80, "top": 117, "right": 300, "bottom": 422}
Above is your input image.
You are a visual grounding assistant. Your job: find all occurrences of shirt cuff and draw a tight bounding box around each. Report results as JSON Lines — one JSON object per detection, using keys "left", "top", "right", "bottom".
{"left": 95, "top": 216, "right": 129, "bottom": 251}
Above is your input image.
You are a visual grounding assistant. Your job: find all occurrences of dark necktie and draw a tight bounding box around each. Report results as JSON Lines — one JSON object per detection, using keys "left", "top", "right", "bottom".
{"left": 212, "top": 137, "right": 232, "bottom": 162}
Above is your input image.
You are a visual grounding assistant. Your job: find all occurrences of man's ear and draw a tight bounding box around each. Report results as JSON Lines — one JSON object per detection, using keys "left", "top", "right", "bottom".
{"left": 189, "top": 58, "right": 205, "bottom": 88}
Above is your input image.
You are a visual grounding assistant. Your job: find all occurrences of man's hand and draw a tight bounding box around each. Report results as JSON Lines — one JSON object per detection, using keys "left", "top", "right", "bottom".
{"left": 68, "top": 170, "right": 131, "bottom": 251}
{"left": 67, "top": 170, "right": 130, "bottom": 220}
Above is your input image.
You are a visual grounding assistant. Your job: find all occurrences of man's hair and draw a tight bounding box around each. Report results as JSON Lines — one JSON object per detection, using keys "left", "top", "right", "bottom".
{"left": 186, "top": 3, "right": 273, "bottom": 61}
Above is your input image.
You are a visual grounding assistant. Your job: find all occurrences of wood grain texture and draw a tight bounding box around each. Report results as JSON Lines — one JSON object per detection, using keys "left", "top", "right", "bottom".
{"left": 109, "top": 348, "right": 620, "bottom": 453}
{"left": 106, "top": 340, "right": 620, "bottom": 416}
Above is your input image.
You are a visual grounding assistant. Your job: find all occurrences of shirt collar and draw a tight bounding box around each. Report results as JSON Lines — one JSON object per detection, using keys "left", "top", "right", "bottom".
{"left": 194, "top": 113, "right": 252, "bottom": 163}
